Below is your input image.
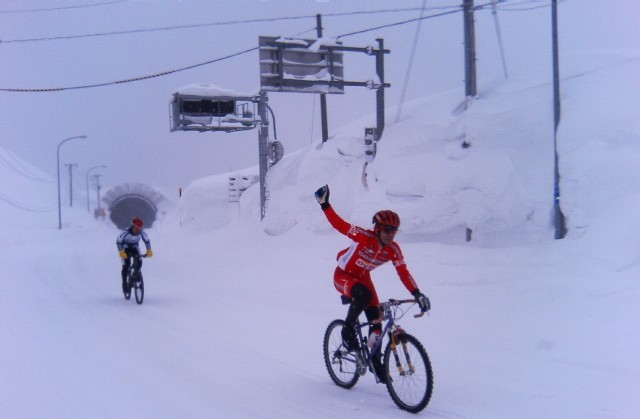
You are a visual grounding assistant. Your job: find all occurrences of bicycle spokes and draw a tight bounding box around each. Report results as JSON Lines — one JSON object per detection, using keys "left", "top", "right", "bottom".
{"left": 324, "top": 299, "right": 433, "bottom": 412}
{"left": 324, "top": 320, "right": 361, "bottom": 389}
{"left": 390, "top": 335, "right": 417, "bottom": 376}
{"left": 384, "top": 333, "right": 433, "bottom": 413}
{"left": 401, "top": 340, "right": 416, "bottom": 374}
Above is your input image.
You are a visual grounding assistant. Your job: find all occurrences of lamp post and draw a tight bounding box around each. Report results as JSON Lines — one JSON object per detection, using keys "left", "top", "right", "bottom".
{"left": 64, "top": 163, "right": 78, "bottom": 207}
{"left": 86, "top": 165, "right": 106, "bottom": 212}
{"left": 92, "top": 174, "right": 103, "bottom": 214}
{"left": 57, "top": 135, "right": 87, "bottom": 229}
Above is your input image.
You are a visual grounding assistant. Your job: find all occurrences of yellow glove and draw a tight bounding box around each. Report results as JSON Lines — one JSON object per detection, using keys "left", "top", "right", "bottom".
{"left": 118, "top": 250, "right": 126, "bottom": 259}
{"left": 146, "top": 249, "right": 153, "bottom": 258}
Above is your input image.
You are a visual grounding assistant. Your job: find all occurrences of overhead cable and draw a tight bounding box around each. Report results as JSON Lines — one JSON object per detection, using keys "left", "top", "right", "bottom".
{"left": 0, "top": 46, "right": 258, "bottom": 92}
{"left": 0, "top": 0, "right": 123, "bottom": 15}
{"left": 0, "top": 2, "right": 536, "bottom": 93}
{"left": 1, "top": 7, "right": 456, "bottom": 44}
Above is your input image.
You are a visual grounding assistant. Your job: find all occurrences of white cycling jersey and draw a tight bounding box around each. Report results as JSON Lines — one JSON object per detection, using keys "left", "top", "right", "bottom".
{"left": 116, "top": 227, "right": 151, "bottom": 253}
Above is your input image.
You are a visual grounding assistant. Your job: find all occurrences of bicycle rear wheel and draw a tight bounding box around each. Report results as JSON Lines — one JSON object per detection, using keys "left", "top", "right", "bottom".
{"left": 323, "top": 319, "right": 360, "bottom": 389}
{"left": 383, "top": 333, "right": 433, "bottom": 413}
{"left": 134, "top": 273, "right": 144, "bottom": 304}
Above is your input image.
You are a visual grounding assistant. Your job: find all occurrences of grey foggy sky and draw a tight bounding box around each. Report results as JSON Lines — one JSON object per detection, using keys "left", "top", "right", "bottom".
{"left": 1, "top": 0, "right": 536, "bottom": 197}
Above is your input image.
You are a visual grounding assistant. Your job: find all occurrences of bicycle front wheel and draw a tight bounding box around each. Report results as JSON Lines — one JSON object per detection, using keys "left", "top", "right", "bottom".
{"left": 134, "top": 273, "right": 144, "bottom": 305}
{"left": 383, "top": 333, "right": 433, "bottom": 413}
{"left": 323, "top": 319, "right": 360, "bottom": 389}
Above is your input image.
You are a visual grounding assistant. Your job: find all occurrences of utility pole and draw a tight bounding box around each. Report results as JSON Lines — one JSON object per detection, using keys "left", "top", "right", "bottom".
{"left": 64, "top": 163, "right": 78, "bottom": 207}
{"left": 463, "top": 0, "right": 477, "bottom": 97}
{"left": 86, "top": 165, "right": 106, "bottom": 212}
{"left": 551, "top": 0, "right": 566, "bottom": 239}
{"left": 56, "top": 135, "right": 86, "bottom": 229}
{"left": 316, "top": 14, "right": 329, "bottom": 143}
{"left": 375, "top": 38, "right": 386, "bottom": 139}
{"left": 257, "top": 90, "right": 269, "bottom": 220}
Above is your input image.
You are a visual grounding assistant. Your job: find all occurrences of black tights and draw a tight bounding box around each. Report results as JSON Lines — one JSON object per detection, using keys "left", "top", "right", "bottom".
{"left": 345, "top": 284, "right": 382, "bottom": 335}
{"left": 121, "top": 249, "right": 142, "bottom": 282}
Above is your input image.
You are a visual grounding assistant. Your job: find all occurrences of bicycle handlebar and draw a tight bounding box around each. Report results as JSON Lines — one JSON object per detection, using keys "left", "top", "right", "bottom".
{"left": 383, "top": 298, "right": 428, "bottom": 319}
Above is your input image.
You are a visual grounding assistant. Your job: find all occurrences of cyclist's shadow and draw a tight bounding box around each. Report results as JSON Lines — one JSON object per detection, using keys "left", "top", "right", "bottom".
{"left": 97, "top": 295, "right": 184, "bottom": 307}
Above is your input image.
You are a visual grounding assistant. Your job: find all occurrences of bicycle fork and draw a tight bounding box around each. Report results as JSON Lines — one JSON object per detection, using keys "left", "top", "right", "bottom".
{"left": 388, "top": 329, "right": 416, "bottom": 376}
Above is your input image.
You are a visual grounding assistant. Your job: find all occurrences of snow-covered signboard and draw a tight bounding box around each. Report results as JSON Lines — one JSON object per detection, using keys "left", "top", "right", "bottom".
{"left": 259, "top": 36, "right": 345, "bottom": 94}
{"left": 169, "top": 84, "right": 260, "bottom": 132}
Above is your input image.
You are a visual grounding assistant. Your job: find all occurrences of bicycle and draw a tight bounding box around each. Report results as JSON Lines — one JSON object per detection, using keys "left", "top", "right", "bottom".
{"left": 323, "top": 297, "right": 434, "bottom": 413}
{"left": 123, "top": 253, "right": 146, "bottom": 305}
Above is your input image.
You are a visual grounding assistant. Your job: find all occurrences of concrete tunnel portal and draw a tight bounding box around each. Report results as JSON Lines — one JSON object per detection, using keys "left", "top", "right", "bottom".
{"left": 102, "top": 183, "right": 168, "bottom": 229}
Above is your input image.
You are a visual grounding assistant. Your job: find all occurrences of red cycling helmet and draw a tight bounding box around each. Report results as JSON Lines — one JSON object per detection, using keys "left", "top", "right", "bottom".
{"left": 372, "top": 210, "right": 400, "bottom": 231}
{"left": 132, "top": 217, "right": 144, "bottom": 228}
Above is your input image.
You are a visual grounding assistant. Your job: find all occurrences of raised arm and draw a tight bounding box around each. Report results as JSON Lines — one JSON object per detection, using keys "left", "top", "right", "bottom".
{"left": 315, "top": 185, "right": 358, "bottom": 238}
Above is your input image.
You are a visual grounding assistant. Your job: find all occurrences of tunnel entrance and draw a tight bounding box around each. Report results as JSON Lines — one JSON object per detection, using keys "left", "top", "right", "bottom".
{"left": 102, "top": 183, "right": 168, "bottom": 229}
{"left": 109, "top": 195, "right": 157, "bottom": 229}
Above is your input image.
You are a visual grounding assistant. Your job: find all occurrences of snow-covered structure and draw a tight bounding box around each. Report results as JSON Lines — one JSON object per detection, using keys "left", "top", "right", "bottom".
{"left": 102, "top": 182, "right": 169, "bottom": 228}
{"left": 169, "top": 84, "right": 260, "bottom": 133}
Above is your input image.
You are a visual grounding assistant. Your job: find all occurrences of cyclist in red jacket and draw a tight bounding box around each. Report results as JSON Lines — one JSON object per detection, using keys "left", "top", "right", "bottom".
{"left": 315, "top": 185, "right": 430, "bottom": 383}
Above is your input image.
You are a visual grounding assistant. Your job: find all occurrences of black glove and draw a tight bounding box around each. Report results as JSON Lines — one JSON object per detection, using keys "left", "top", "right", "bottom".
{"left": 315, "top": 185, "right": 330, "bottom": 209}
{"left": 412, "top": 290, "right": 430, "bottom": 313}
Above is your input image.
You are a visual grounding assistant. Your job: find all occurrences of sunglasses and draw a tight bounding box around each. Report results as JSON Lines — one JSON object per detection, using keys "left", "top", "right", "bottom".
{"left": 379, "top": 225, "right": 398, "bottom": 233}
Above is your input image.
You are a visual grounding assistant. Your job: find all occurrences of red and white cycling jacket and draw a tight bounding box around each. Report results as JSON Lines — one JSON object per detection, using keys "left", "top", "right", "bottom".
{"left": 322, "top": 205, "right": 418, "bottom": 294}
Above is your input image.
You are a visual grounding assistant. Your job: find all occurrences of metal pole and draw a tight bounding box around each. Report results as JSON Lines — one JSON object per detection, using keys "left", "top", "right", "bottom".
{"left": 93, "top": 174, "right": 102, "bottom": 213}
{"left": 257, "top": 90, "right": 270, "bottom": 220}
{"left": 65, "top": 163, "right": 78, "bottom": 207}
{"left": 552, "top": 0, "right": 566, "bottom": 239}
{"left": 86, "top": 165, "right": 106, "bottom": 212}
{"left": 317, "top": 14, "right": 329, "bottom": 143}
{"left": 463, "top": 0, "right": 477, "bottom": 97}
{"left": 57, "top": 135, "right": 87, "bottom": 229}
{"left": 97, "top": 178, "right": 101, "bottom": 212}
{"left": 376, "top": 38, "right": 386, "bottom": 139}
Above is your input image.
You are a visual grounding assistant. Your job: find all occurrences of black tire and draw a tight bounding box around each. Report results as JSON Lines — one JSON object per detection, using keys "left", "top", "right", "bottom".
{"left": 123, "top": 273, "right": 131, "bottom": 300}
{"left": 383, "top": 333, "right": 433, "bottom": 413}
{"left": 323, "top": 319, "right": 360, "bottom": 389}
{"left": 134, "top": 273, "right": 144, "bottom": 305}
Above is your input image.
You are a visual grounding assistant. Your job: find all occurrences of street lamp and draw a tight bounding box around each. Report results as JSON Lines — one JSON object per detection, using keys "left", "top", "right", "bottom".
{"left": 92, "top": 174, "right": 103, "bottom": 215}
{"left": 57, "top": 135, "right": 87, "bottom": 229}
{"left": 86, "top": 165, "right": 106, "bottom": 212}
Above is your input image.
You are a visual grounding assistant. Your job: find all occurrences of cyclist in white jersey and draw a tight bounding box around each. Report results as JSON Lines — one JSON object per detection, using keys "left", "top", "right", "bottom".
{"left": 116, "top": 217, "right": 153, "bottom": 293}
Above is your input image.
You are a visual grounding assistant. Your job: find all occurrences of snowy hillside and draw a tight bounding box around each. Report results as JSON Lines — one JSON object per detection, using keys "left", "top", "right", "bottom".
{"left": 0, "top": 145, "right": 57, "bottom": 230}
{"left": 1, "top": 1, "right": 639, "bottom": 418}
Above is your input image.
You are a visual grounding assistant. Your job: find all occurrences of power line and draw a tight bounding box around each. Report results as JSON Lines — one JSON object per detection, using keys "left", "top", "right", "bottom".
{"left": 0, "top": 2, "right": 528, "bottom": 93}
{"left": 0, "top": 150, "right": 52, "bottom": 182}
{"left": 0, "top": 192, "right": 59, "bottom": 212}
{"left": 0, "top": 46, "right": 258, "bottom": 92}
{"left": 1, "top": 7, "right": 455, "bottom": 44}
{"left": 476, "top": 1, "right": 552, "bottom": 12}
{"left": 336, "top": 7, "right": 462, "bottom": 39}
{"left": 0, "top": 3, "right": 538, "bottom": 45}
{"left": 0, "top": 0, "right": 123, "bottom": 15}
{"left": 1, "top": 15, "right": 313, "bottom": 44}
{"left": 0, "top": 6, "right": 466, "bottom": 92}
{"left": 396, "top": 0, "right": 428, "bottom": 123}
{"left": 334, "top": 1, "right": 530, "bottom": 39}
